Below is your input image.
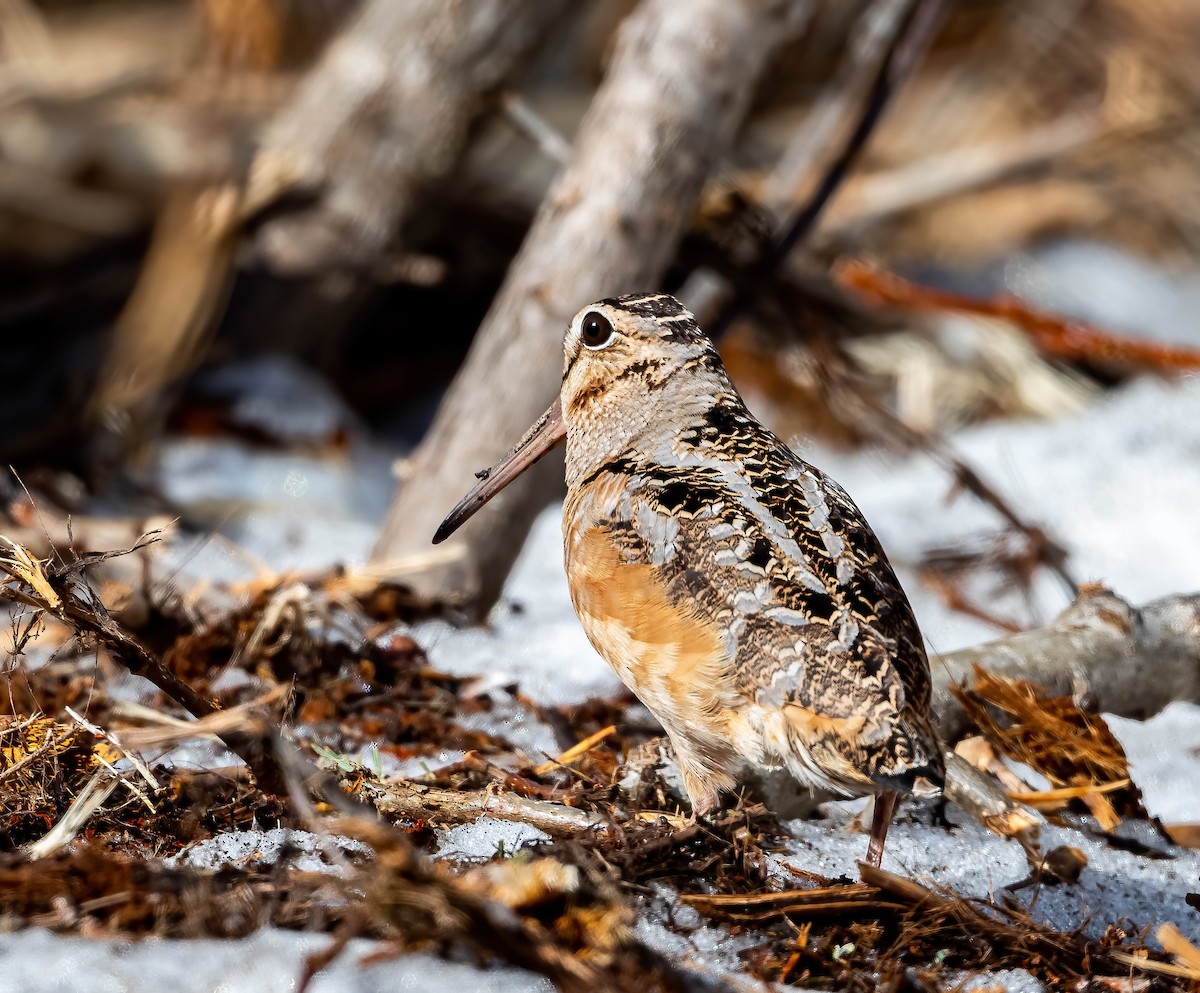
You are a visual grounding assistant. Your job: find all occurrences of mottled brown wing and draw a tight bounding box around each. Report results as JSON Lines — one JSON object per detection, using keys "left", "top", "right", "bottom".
{"left": 802, "top": 466, "right": 934, "bottom": 715}
{"left": 630, "top": 412, "right": 941, "bottom": 785}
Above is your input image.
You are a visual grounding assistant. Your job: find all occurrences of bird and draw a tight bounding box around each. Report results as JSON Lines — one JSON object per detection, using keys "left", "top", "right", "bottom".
{"left": 433, "top": 292, "right": 944, "bottom": 866}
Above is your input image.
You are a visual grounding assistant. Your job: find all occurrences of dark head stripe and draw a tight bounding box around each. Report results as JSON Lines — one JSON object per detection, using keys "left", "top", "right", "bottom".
{"left": 597, "top": 292, "right": 715, "bottom": 346}
{"left": 601, "top": 292, "right": 690, "bottom": 321}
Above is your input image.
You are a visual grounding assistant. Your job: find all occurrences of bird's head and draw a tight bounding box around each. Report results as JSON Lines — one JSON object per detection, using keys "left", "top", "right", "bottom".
{"left": 433, "top": 293, "right": 730, "bottom": 543}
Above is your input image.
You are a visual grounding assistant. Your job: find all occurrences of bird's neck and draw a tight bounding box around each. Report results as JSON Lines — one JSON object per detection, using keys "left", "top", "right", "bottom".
{"left": 563, "top": 381, "right": 748, "bottom": 489}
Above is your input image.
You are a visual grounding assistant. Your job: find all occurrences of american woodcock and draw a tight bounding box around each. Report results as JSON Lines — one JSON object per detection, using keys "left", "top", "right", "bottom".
{"left": 434, "top": 293, "right": 944, "bottom": 865}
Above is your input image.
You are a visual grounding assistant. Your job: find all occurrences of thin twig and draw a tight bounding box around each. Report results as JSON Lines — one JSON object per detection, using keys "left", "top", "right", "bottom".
{"left": 500, "top": 91, "right": 572, "bottom": 164}
{"left": 762, "top": 0, "right": 913, "bottom": 219}
{"left": 837, "top": 259, "right": 1200, "bottom": 373}
{"left": 0, "top": 537, "right": 290, "bottom": 797}
{"left": 64, "top": 705, "right": 160, "bottom": 793}
{"left": 361, "top": 777, "right": 605, "bottom": 837}
{"left": 706, "top": 0, "right": 950, "bottom": 339}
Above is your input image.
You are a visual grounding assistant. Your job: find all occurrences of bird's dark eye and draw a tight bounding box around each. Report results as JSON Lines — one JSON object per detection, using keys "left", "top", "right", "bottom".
{"left": 580, "top": 311, "right": 616, "bottom": 349}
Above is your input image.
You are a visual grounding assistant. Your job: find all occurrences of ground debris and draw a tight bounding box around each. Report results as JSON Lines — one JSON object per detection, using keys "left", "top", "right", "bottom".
{"left": 0, "top": 714, "right": 104, "bottom": 848}
{"left": 692, "top": 858, "right": 1189, "bottom": 992}
{"left": 0, "top": 843, "right": 334, "bottom": 938}
{"left": 1, "top": 527, "right": 1195, "bottom": 992}
{"left": 953, "top": 665, "right": 1148, "bottom": 830}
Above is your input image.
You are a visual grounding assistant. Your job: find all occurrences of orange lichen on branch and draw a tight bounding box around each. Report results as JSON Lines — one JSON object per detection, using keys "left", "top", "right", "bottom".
{"left": 835, "top": 259, "right": 1200, "bottom": 374}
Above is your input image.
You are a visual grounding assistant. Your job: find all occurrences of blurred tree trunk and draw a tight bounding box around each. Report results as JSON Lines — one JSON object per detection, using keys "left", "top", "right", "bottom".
{"left": 248, "top": 0, "right": 570, "bottom": 275}
{"left": 372, "top": 0, "right": 812, "bottom": 616}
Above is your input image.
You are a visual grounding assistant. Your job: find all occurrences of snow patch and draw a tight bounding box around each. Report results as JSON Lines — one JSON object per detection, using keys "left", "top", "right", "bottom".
{"left": 0, "top": 929, "right": 553, "bottom": 993}
{"left": 166, "top": 828, "right": 372, "bottom": 874}
{"left": 1106, "top": 702, "right": 1200, "bottom": 823}
{"left": 435, "top": 817, "right": 552, "bottom": 861}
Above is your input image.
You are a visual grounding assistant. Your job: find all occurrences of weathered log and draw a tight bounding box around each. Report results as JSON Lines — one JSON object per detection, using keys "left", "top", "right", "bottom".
{"left": 248, "top": 0, "right": 570, "bottom": 274}
{"left": 932, "top": 586, "right": 1200, "bottom": 742}
{"left": 371, "top": 0, "right": 812, "bottom": 613}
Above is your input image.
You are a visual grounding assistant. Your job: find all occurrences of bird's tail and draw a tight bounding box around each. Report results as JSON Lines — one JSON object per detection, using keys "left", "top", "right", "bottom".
{"left": 873, "top": 719, "right": 945, "bottom": 795}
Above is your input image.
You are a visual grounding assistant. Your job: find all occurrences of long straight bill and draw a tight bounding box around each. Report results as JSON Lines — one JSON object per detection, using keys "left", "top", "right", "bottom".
{"left": 432, "top": 397, "right": 566, "bottom": 544}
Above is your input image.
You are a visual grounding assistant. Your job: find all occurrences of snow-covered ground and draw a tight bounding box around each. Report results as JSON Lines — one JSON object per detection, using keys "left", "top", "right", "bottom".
{"left": 0, "top": 929, "right": 555, "bottom": 993}
{"left": 8, "top": 243, "right": 1200, "bottom": 991}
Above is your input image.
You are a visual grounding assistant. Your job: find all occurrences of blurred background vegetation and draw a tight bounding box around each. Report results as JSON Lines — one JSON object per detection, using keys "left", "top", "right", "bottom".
{"left": 1, "top": 0, "right": 1198, "bottom": 616}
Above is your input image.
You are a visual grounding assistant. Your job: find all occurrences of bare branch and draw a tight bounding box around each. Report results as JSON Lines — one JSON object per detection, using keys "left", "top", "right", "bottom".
{"left": 932, "top": 586, "right": 1200, "bottom": 742}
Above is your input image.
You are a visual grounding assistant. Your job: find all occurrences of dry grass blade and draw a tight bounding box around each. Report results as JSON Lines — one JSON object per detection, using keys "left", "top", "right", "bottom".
{"left": 110, "top": 686, "right": 288, "bottom": 750}
{"left": 0, "top": 532, "right": 289, "bottom": 797}
{"left": 1008, "top": 780, "right": 1130, "bottom": 807}
{"left": 0, "top": 535, "right": 60, "bottom": 609}
{"left": 1109, "top": 952, "right": 1200, "bottom": 982}
{"left": 1163, "top": 823, "right": 1200, "bottom": 849}
{"left": 533, "top": 725, "right": 617, "bottom": 777}
{"left": 25, "top": 767, "right": 119, "bottom": 860}
{"left": 1158, "top": 924, "right": 1200, "bottom": 975}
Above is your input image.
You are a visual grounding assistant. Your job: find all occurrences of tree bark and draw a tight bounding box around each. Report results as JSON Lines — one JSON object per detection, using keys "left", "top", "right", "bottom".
{"left": 248, "top": 0, "right": 570, "bottom": 274}
{"left": 371, "top": 0, "right": 812, "bottom": 614}
{"left": 932, "top": 586, "right": 1200, "bottom": 742}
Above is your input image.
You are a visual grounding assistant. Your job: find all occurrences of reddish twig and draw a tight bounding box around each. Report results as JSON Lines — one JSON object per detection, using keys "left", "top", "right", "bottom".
{"left": 836, "top": 259, "right": 1200, "bottom": 374}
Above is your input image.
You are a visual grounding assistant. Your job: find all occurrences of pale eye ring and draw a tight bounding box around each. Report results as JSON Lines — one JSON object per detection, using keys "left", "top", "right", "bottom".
{"left": 580, "top": 311, "right": 616, "bottom": 349}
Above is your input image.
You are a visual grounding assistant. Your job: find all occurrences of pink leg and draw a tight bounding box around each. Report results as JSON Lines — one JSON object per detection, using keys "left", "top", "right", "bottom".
{"left": 865, "top": 790, "right": 898, "bottom": 867}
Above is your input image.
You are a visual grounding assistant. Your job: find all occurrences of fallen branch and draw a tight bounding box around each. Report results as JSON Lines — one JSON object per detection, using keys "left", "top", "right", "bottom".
{"left": 933, "top": 585, "right": 1200, "bottom": 742}
{"left": 88, "top": 183, "right": 241, "bottom": 431}
{"left": 248, "top": 0, "right": 570, "bottom": 274}
{"left": 359, "top": 778, "right": 604, "bottom": 838}
{"left": 941, "top": 751, "right": 1044, "bottom": 861}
